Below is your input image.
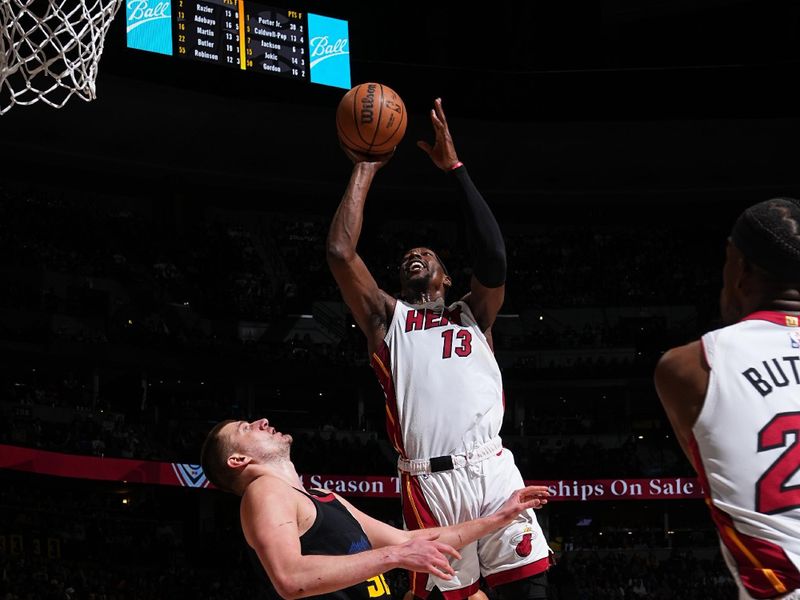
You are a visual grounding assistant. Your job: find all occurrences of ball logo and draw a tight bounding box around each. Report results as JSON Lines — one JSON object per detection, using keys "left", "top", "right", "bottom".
{"left": 359, "top": 84, "right": 376, "bottom": 124}
{"left": 126, "top": 0, "right": 172, "bottom": 55}
{"left": 126, "top": 0, "right": 170, "bottom": 33}
{"left": 384, "top": 100, "right": 402, "bottom": 128}
{"left": 307, "top": 13, "right": 350, "bottom": 89}
{"left": 309, "top": 36, "right": 349, "bottom": 69}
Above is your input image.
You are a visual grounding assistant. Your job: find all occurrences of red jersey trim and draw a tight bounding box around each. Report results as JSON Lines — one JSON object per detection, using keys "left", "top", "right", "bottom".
{"left": 307, "top": 490, "right": 336, "bottom": 503}
{"left": 370, "top": 343, "right": 406, "bottom": 458}
{"left": 410, "top": 575, "right": 428, "bottom": 600}
{"left": 688, "top": 435, "right": 800, "bottom": 598}
{"left": 401, "top": 472, "right": 440, "bottom": 597}
{"left": 741, "top": 311, "right": 800, "bottom": 327}
{"left": 402, "top": 472, "right": 440, "bottom": 531}
{"left": 484, "top": 556, "right": 550, "bottom": 587}
{"left": 440, "top": 581, "right": 480, "bottom": 600}
{"left": 699, "top": 337, "right": 712, "bottom": 372}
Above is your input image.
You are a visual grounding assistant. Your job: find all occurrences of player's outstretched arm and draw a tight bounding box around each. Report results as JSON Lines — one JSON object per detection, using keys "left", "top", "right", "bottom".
{"left": 327, "top": 147, "right": 396, "bottom": 353}
{"left": 336, "top": 485, "right": 549, "bottom": 551}
{"left": 241, "top": 480, "right": 458, "bottom": 599}
{"left": 418, "top": 98, "right": 506, "bottom": 332}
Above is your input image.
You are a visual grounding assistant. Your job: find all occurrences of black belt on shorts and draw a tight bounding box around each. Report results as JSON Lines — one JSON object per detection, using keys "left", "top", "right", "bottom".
{"left": 429, "top": 456, "right": 455, "bottom": 472}
{"left": 397, "top": 437, "right": 503, "bottom": 476}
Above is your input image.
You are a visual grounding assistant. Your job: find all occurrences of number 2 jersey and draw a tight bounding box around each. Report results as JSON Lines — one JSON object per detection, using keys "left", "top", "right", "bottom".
{"left": 695, "top": 311, "right": 800, "bottom": 599}
{"left": 370, "top": 298, "right": 504, "bottom": 461}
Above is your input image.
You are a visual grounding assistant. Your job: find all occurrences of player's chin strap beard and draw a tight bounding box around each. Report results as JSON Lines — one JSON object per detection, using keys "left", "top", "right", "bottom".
{"left": 403, "top": 274, "right": 436, "bottom": 300}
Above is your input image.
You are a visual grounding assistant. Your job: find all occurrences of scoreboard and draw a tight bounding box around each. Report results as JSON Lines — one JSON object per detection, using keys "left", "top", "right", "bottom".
{"left": 125, "top": 0, "right": 350, "bottom": 89}
{"left": 178, "top": 2, "right": 305, "bottom": 77}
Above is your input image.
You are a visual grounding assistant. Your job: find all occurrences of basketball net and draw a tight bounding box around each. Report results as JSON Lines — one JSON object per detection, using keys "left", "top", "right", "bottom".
{"left": 0, "top": 0, "right": 122, "bottom": 115}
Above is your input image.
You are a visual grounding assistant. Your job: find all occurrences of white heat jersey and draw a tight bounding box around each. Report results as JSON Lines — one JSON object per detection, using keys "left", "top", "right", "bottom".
{"left": 370, "top": 299, "right": 504, "bottom": 460}
{"left": 695, "top": 311, "right": 800, "bottom": 599}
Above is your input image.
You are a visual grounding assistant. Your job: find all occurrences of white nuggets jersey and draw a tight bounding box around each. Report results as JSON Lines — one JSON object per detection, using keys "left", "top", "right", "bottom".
{"left": 370, "top": 299, "right": 504, "bottom": 460}
{"left": 695, "top": 311, "right": 800, "bottom": 599}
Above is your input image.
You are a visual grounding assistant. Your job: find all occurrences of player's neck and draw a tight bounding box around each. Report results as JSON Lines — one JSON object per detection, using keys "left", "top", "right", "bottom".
{"left": 270, "top": 459, "right": 303, "bottom": 488}
{"left": 403, "top": 288, "right": 446, "bottom": 305}
{"left": 756, "top": 287, "right": 800, "bottom": 314}
{"left": 246, "top": 458, "right": 302, "bottom": 490}
{"left": 764, "top": 299, "right": 800, "bottom": 314}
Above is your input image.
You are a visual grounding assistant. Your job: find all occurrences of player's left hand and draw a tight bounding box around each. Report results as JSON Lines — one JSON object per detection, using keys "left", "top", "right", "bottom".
{"left": 497, "top": 486, "right": 550, "bottom": 521}
{"left": 393, "top": 532, "right": 460, "bottom": 580}
{"left": 417, "top": 98, "right": 460, "bottom": 172}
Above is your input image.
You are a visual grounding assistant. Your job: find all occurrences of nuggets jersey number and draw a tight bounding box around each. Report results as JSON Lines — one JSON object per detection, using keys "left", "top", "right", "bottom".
{"left": 695, "top": 311, "right": 800, "bottom": 598}
{"left": 371, "top": 299, "right": 504, "bottom": 460}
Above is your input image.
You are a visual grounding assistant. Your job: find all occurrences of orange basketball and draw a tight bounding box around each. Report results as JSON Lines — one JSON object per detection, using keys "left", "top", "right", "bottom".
{"left": 336, "top": 83, "right": 407, "bottom": 155}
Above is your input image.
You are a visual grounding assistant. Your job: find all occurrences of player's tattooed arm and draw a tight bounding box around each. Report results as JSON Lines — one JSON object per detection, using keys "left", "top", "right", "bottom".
{"left": 327, "top": 152, "right": 396, "bottom": 353}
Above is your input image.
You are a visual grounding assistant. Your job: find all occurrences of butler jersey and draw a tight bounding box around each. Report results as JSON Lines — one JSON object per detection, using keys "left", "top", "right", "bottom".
{"left": 695, "top": 311, "right": 800, "bottom": 599}
{"left": 371, "top": 298, "right": 504, "bottom": 460}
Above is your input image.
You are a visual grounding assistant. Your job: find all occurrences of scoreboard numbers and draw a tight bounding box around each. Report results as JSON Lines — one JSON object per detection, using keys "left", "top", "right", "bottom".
{"left": 126, "top": 0, "right": 350, "bottom": 89}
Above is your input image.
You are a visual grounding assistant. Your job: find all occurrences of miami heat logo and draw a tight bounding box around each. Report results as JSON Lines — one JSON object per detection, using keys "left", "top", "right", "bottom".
{"left": 511, "top": 526, "right": 535, "bottom": 557}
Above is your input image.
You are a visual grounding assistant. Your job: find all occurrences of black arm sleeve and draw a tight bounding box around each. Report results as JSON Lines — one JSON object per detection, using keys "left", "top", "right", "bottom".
{"left": 450, "top": 165, "right": 507, "bottom": 288}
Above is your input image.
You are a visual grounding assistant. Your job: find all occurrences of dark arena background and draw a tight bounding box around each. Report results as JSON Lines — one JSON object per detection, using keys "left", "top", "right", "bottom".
{"left": 2, "top": 1, "right": 800, "bottom": 598}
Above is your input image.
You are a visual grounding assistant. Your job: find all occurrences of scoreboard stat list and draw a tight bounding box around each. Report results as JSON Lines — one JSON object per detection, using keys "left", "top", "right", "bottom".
{"left": 126, "top": 0, "right": 351, "bottom": 88}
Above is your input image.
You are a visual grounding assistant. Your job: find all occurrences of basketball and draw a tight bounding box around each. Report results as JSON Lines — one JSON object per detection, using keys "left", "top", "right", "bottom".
{"left": 336, "top": 83, "right": 407, "bottom": 155}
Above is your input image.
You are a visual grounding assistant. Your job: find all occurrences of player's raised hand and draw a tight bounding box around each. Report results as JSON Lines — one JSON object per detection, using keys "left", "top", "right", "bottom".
{"left": 392, "top": 531, "right": 461, "bottom": 579}
{"left": 496, "top": 486, "right": 550, "bottom": 523}
{"left": 340, "top": 142, "right": 394, "bottom": 170}
{"left": 417, "top": 98, "right": 460, "bottom": 172}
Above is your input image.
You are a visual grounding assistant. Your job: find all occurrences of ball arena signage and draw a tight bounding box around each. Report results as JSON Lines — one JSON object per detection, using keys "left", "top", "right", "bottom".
{"left": 542, "top": 477, "right": 702, "bottom": 501}
{"left": 299, "top": 474, "right": 704, "bottom": 501}
{"left": 0, "top": 444, "right": 704, "bottom": 501}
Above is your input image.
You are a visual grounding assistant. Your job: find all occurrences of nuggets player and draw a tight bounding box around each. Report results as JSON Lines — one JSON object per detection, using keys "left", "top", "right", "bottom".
{"left": 656, "top": 198, "right": 800, "bottom": 599}
{"left": 200, "top": 417, "right": 550, "bottom": 600}
{"left": 327, "top": 98, "right": 550, "bottom": 600}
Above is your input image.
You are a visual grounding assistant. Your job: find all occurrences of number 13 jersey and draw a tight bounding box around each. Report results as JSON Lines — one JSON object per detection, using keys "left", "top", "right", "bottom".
{"left": 695, "top": 311, "right": 800, "bottom": 599}
{"left": 371, "top": 299, "right": 504, "bottom": 461}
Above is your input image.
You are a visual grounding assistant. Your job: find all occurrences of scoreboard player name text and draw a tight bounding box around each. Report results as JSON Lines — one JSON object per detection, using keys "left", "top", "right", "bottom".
{"left": 195, "top": 49, "right": 219, "bottom": 60}
{"left": 128, "top": 0, "right": 348, "bottom": 87}
{"left": 253, "top": 27, "right": 287, "bottom": 40}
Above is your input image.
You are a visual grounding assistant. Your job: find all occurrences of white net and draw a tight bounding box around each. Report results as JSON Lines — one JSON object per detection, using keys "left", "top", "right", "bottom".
{"left": 0, "top": 0, "right": 123, "bottom": 115}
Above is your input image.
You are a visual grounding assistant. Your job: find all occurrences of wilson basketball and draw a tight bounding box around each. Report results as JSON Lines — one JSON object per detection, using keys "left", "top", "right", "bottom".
{"left": 336, "top": 83, "right": 407, "bottom": 155}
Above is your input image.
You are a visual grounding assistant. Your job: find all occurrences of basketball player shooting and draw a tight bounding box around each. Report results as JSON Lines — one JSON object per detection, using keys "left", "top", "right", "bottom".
{"left": 326, "top": 98, "right": 551, "bottom": 600}
{"left": 655, "top": 198, "right": 800, "bottom": 600}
